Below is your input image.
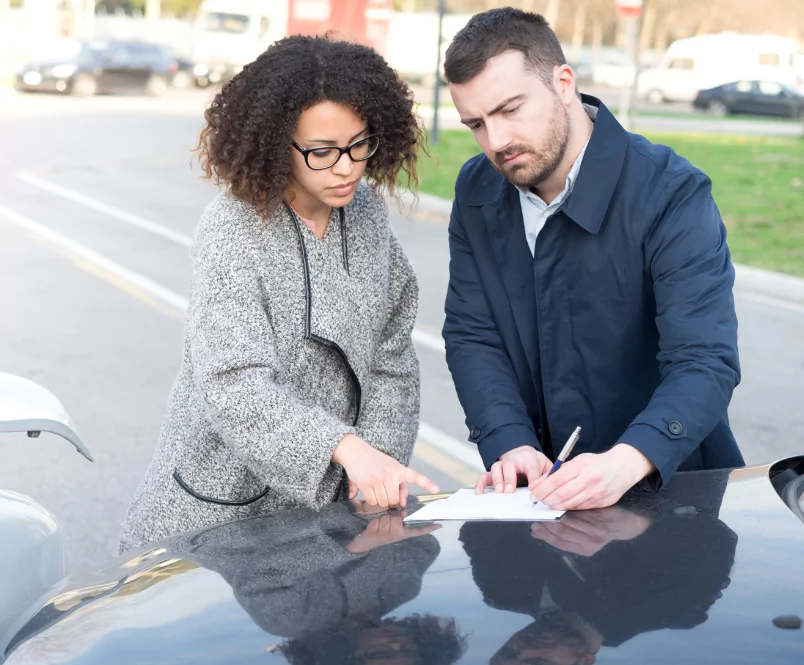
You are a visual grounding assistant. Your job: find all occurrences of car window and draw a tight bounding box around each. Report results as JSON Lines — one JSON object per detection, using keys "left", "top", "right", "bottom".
{"left": 734, "top": 80, "right": 755, "bottom": 94}
{"left": 205, "top": 12, "right": 250, "bottom": 34}
{"left": 758, "top": 80, "right": 784, "bottom": 96}
{"left": 668, "top": 58, "right": 694, "bottom": 70}
{"left": 106, "top": 44, "right": 133, "bottom": 65}
{"left": 79, "top": 40, "right": 109, "bottom": 62}
{"left": 758, "top": 53, "right": 781, "bottom": 66}
{"left": 126, "top": 43, "right": 167, "bottom": 65}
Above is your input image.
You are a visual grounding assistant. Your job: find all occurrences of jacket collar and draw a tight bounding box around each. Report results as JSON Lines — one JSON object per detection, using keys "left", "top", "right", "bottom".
{"left": 468, "top": 95, "right": 629, "bottom": 236}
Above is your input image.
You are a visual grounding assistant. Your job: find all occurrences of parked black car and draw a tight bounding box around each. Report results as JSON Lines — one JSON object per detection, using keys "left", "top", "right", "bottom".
{"left": 693, "top": 79, "right": 804, "bottom": 119}
{"left": 15, "top": 40, "right": 180, "bottom": 97}
{"left": 4, "top": 455, "right": 804, "bottom": 664}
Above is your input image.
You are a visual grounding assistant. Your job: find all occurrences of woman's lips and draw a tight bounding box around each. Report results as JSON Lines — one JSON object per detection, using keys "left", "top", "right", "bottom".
{"left": 329, "top": 181, "right": 357, "bottom": 195}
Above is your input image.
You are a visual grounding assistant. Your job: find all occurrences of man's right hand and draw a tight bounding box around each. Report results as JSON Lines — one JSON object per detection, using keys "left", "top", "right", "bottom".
{"left": 475, "top": 445, "right": 553, "bottom": 494}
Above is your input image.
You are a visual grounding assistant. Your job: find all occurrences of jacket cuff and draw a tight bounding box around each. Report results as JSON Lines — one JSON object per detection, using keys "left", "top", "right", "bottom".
{"left": 476, "top": 423, "right": 541, "bottom": 471}
{"left": 619, "top": 422, "right": 689, "bottom": 489}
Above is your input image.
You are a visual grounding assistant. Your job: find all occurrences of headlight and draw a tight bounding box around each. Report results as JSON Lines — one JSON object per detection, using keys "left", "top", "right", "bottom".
{"left": 51, "top": 64, "right": 77, "bottom": 78}
{"left": 22, "top": 71, "right": 43, "bottom": 85}
{"left": 193, "top": 63, "right": 209, "bottom": 76}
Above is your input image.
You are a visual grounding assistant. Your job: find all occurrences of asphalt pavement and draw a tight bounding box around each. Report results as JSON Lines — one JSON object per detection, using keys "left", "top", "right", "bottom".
{"left": 1, "top": 91, "right": 802, "bottom": 573}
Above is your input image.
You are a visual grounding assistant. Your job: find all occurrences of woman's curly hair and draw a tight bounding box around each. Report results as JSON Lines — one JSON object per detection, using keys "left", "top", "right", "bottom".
{"left": 195, "top": 34, "right": 425, "bottom": 217}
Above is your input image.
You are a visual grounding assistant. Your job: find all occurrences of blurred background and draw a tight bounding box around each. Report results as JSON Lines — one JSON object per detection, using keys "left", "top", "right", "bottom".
{"left": 1, "top": 0, "right": 803, "bottom": 108}
{"left": 0, "top": 0, "right": 802, "bottom": 572}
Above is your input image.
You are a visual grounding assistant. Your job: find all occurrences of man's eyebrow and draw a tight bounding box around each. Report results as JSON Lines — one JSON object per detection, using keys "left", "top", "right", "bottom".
{"left": 306, "top": 128, "right": 370, "bottom": 145}
{"left": 459, "top": 95, "right": 526, "bottom": 126}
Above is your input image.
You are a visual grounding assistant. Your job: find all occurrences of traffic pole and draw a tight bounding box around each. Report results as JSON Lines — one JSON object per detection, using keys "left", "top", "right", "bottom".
{"left": 615, "top": 0, "right": 643, "bottom": 132}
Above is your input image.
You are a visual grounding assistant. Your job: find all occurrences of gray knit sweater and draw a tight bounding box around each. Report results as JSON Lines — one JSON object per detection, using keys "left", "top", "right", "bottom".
{"left": 119, "top": 183, "right": 420, "bottom": 552}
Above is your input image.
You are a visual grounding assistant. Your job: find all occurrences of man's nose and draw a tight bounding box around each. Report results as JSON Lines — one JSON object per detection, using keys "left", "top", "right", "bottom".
{"left": 485, "top": 121, "right": 513, "bottom": 154}
{"left": 331, "top": 151, "right": 354, "bottom": 176}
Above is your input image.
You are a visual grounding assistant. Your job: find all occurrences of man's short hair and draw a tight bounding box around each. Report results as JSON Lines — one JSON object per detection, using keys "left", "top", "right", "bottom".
{"left": 444, "top": 7, "right": 567, "bottom": 88}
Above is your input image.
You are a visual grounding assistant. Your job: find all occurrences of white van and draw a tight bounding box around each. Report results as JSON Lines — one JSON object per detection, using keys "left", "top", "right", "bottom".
{"left": 637, "top": 33, "right": 803, "bottom": 104}
{"left": 190, "top": 0, "right": 288, "bottom": 86}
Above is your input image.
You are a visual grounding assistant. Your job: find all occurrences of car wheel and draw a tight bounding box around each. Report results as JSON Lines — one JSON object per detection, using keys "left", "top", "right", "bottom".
{"left": 647, "top": 89, "right": 664, "bottom": 105}
{"left": 70, "top": 73, "right": 97, "bottom": 97}
{"left": 708, "top": 101, "right": 729, "bottom": 117}
{"left": 146, "top": 74, "right": 168, "bottom": 97}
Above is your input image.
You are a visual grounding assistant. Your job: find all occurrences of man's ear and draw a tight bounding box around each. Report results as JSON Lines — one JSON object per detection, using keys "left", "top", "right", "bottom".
{"left": 554, "top": 64, "right": 577, "bottom": 105}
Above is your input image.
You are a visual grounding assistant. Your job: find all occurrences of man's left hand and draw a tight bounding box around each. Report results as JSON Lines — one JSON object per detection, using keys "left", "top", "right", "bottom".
{"left": 530, "top": 444, "right": 655, "bottom": 510}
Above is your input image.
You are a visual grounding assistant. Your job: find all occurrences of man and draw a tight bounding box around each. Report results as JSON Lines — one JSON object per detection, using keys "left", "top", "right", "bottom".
{"left": 441, "top": 7, "right": 744, "bottom": 511}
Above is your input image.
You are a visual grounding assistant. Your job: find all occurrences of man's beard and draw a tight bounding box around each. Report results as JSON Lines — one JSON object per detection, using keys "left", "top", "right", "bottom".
{"left": 492, "top": 96, "right": 571, "bottom": 190}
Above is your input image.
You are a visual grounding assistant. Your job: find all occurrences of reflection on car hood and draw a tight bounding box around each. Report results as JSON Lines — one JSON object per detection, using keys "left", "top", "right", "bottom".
{"left": 5, "top": 465, "right": 804, "bottom": 664}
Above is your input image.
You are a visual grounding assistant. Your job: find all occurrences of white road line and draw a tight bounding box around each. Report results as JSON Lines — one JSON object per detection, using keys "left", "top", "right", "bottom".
{"left": 0, "top": 205, "right": 190, "bottom": 312}
{"left": 412, "top": 328, "right": 445, "bottom": 355}
{"left": 17, "top": 170, "right": 804, "bottom": 320}
{"left": 0, "top": 203, "right": 479, "bottom": 473}
{"left": 741, "top": 293, "right": 804, "bottom": 315}
{"left": 16, "top": 170, "right": 450, "bottom": 354}
{"left": 16, "top": 171, "right": 193, "bottom": 247}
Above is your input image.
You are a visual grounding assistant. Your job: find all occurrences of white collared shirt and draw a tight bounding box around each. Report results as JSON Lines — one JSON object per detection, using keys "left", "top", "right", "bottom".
{"left": 518, "top": 104, "right": 598, "bottom": 256}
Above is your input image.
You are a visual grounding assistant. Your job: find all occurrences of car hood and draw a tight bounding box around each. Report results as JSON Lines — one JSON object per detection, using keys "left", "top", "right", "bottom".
{"left": 5, "top": 463, "right": 804, "bottom": 664}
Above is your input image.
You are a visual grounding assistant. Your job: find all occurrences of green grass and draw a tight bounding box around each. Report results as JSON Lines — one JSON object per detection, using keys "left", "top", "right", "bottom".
{"left": 417, "top": 130, "right": 804, "bottom": 277}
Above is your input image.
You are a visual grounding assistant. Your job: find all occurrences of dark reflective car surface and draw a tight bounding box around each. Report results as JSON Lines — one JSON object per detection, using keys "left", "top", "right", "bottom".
{"left": 693, "top": 79, "right": 804, "bottom": 119}
{"left": 6, "top": 460, "right": 804, "bottom": 664}
{"left": 16, "top": 40, "right": 178, "bottom": 97}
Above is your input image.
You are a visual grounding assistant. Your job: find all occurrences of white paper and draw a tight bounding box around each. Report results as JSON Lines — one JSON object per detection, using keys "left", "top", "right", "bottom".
{"left": 403, "top": 488, "right": 565, "bottom": 523}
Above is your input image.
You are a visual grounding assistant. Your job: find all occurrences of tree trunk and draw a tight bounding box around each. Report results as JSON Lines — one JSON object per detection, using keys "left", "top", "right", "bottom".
{"left": 639, "top": 4, "right": 656, "bottom": 62}
{"left": 590, "top": 15, "right": 603, "bottom": 69}
{"left": 146, "top": 0, "right": 160, "bottom": 24}
{"left": 653, "top": 20, "right": 669, "bottom": 55}
{"left": 544, "top": 0, "right": 561, "bottom": 28}
{"left": 83, "top": 0, "right": 94, "bottom": 38}
{"left": 615, "top": 17, "right": 626, "bottom": 49}
{"left": 570, "top": 0, "right": 587, "bottom": 63}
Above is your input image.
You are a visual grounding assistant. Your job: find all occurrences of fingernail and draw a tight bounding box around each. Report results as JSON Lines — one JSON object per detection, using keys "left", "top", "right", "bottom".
{"left": 505, "top": 484, "right": 513, "bottom": 493}
{"left": 495, "top": 484, "right": 502, "bottom": 492}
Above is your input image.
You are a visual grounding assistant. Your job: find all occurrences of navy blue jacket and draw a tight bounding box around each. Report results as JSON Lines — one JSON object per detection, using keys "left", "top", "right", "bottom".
{"left": 442, "top": 96, "right": 744, "bottom": 487}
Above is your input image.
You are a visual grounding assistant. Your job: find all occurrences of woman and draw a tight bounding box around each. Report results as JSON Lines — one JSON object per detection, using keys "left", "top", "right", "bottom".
{"left": 119, "top": 34, "right": 437, "bottom": 552}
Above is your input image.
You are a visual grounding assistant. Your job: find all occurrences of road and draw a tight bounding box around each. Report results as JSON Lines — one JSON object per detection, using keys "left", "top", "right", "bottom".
{"left": 0, "top": 92, "right": 802, "bottom": 573}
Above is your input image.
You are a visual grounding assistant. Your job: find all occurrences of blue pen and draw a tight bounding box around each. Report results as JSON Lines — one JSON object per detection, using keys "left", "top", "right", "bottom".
{"left": 547, "top": 426, "right": 582, "bottom": 476}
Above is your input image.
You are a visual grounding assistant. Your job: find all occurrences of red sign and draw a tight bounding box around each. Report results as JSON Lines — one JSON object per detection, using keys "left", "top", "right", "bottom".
{"left": 615, "top": 0, "right": 643, "bottom": 18}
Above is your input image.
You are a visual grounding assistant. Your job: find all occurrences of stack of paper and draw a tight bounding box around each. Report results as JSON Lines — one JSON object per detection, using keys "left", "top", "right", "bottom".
{"left": 403, "top": 488, "right": 566, "bottom": 523}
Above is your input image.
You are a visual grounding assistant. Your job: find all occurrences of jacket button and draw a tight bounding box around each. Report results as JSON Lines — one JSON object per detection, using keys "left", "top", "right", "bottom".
{"left": 469, "top": 428, "right": 481, "bottom": 440}
{"left": 668, "top": 421, "right": 683, "bottom": 436}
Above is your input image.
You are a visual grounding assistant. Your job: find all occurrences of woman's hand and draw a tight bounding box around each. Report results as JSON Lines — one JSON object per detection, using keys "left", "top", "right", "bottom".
{"left": 345, "top": 513, "right": 441, "bottom": 554}
{"left": 333, "top": 434, "right": 439, "bottom": 508}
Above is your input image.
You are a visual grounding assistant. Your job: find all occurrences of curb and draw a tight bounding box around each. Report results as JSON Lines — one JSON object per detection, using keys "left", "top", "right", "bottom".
{"left": 400, "top": 191, "right": 804, "bottom": 307}
{"left": 398, "top": 189, "right": 453, "bottom": 219}
{"left": 733, "top": 264, "right": 804, "bottom": 307}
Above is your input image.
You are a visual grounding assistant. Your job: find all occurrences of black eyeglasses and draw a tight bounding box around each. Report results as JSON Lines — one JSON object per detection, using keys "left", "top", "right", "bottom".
{"left": 291, "top": 134, "right": 380, "bottom": 170}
